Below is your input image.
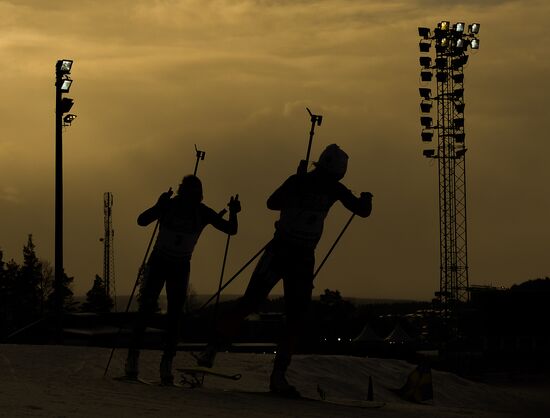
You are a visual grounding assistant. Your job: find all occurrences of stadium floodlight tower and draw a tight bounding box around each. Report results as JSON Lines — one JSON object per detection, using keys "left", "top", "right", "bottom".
{"left": 54, "top": 59, "right": 76, "bottom": 312}
{"left": 417, "top": 22, "right": 480, "bottom": 321}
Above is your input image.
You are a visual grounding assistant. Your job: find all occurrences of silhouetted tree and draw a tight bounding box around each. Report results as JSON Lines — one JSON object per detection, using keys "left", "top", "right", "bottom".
{"left": 0, "top": 249, "right": 8, "bottom": 333}
{"left": 511, "top": 277, "right": 550, "bottom": 292}
{"left": 14, "top": 235, "right": 43, "bottom": 325}
{"left": 47, "top": 269, "right": 78, "bottom": 313}
{"left": 80, "top": 274, "right": 113, "bottom": 313}
{"left": 39, "top": 261, "right": 54, "bottom": 315}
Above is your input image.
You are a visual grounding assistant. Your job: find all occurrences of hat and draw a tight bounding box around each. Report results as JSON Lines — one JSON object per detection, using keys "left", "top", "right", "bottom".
{"left": 314, "top": 144, "right": 348, "bottom": 178}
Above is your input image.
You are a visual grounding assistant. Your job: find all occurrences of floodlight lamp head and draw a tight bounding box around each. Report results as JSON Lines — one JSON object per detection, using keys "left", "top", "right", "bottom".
{"left": 419, "top": 41, "right": 431, "bottom": 52}
{"left": 419, "top": 88, "right": 431, "bottom": 99}
{"left": 421, "top": 131, "right": 433, "bottom": 142}
{"left": 455, "top": 22, "right": 465, "bottom": 33}
{"left": 470, "top": 38, "right": 480, "bottom": 49}
{"left": 59, "top": 97, "right": 74, "bottom": 114}
{"left": 452, "top": 55, "right": 468, "bottom": 69}
{"left": 421, "top": 71, "right": 432, "bottom": 82}
{"left": 453, "top": 88, "right": 464, "bottom": 99}
{"left": 60, "top": 78, "right": 73, "bottom": 93}
{"left": 440, "top": 21, "right": 450, "bottom": 31}
{"left": 418, "top": 27, "right": 430, "bottom": 38}
{"left": 63, "top": 114, "right": 77, "bottom": 126}
{"left": 452, "top": 73, "right": 464, "bottom": 84}
{"left": 455, "top": 148, "right": 467, "bottom": 158}
{"left": 469, "top": 23, "right": 480, "bottom": 34}
{"left": 419, "top": 56, "right": 432, "bottom": 68}
{"left": 56, "top": 59, "right": 73, "bottom": 75}
{"left": 455, "top": 102, "right": 465, "bottom": 113}
{"left": 420, "top": 116, "right": 433, "bottom": 128}
{"left": 423, "top": 149, "right": 435, "bottom": 158}
{"left": 420, "top": 101, "right": 432, "bottom": 113}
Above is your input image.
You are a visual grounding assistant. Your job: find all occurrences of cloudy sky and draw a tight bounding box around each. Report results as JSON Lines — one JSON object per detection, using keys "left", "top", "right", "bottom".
{"left": 1, "top": 0, "right": 549, "bottom": 301}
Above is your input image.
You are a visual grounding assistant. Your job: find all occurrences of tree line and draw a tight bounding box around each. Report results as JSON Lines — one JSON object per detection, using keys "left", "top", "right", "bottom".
{"left": 0, "top": 234, "right": 113, "bottom": 339}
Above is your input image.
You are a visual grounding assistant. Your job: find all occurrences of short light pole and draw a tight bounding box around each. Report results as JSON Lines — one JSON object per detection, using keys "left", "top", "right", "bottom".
{"left": 54, "top": 59, "right": 76, "bottom": 313}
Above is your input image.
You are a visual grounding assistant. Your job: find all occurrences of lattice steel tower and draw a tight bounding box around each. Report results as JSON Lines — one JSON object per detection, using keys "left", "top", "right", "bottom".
{"left": 418, "top": 21, "right": 480, "bottom": 317}
{"left": 103, "top": 192, "right": 116, "bottom": 309}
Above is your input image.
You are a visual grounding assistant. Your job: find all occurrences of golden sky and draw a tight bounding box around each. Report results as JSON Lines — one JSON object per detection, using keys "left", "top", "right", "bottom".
{"left": 1, "top": 0, "right": 549, "bottom": 300}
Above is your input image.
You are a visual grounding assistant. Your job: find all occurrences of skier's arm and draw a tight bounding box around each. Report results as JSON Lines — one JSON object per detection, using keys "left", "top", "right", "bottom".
{"left": 208, "top": 195, "right": 240, "bottom": 235}
{"left": 338, "top": 185, "right": 373, "bottom": 218}
{"left": 137, "top": 205, "right": 161, "bottom": 226}
{"left": 267, "top": 175, "right": 298, "bottom": 211}
{"left": 137, "top": 189, "right": 173, "bottom": 226}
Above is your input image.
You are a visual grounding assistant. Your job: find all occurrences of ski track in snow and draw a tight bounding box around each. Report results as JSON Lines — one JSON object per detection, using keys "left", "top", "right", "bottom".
{"left": 0, "top": 344, "right": 548, "bottom": 418}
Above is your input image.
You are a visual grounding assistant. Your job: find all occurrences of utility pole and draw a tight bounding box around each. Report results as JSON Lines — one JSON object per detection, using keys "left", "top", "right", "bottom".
{"left": 418, "top": 22, "right": 480, "bottom": 326}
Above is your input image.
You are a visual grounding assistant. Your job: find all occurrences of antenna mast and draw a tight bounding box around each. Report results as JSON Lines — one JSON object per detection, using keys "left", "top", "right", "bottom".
{"left": 103, "top": 192, "right": 116, "bottom": 310}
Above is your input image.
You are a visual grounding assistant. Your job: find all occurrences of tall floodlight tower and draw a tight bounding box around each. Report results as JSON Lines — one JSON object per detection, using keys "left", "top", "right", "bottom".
{"left": 418, "top": 22, "right": 480, "bottom": 319}
{"left": 54, "top": 59, "right": 77, "bottom": 312}
{"left": 103, "top": 192, "right": 116, "bottom": 309}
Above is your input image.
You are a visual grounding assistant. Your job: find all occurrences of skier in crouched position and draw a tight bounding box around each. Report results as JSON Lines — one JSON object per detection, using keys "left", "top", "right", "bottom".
{"left": 197, "top": 144, "right": 373, "bottom": 397}
{"left": 125, "top": 175, "right": 240, "bottom": 385}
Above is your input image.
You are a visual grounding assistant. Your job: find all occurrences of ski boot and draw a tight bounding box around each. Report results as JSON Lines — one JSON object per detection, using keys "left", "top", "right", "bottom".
{"left": 269, "top": 370, "right": 301, "bottom": 398}
{"left": 193, "top": 344, "right": 218, "bottom": 368}
{"left": 160, "top": 354, "right": 174, "bottom": 386}
{"left": 124, "top": 349, "right": 140, "bottom": 380}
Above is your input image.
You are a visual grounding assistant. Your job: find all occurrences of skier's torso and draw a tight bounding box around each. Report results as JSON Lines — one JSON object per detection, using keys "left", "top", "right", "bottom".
{"left": 154, "top": 199, "right": 213, "bottom": 259}
{"left": 274, "top": 173, "right": 347, "bottom": 249}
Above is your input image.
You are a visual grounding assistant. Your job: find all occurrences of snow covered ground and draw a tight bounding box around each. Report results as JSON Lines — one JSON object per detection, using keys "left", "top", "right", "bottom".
{"left": 0, "top": 344, "right": 548, "bottom": 417}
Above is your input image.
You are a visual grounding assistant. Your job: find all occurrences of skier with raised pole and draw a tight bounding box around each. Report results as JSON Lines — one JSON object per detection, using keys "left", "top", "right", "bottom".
{"left": 196, "top": 143, "right": 373, "bottom": 397}
{"left": 124, "top": 175, "right": 241, "bottom": 385}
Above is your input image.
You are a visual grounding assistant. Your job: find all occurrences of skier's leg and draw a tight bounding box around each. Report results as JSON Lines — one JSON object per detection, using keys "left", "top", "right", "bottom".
{"left": 270, "top": 250, "right": 314, "bottom": 396}
{"left": 198, "top": 248, "right": 280, "bottom": 367}
{"left": 160, "top": 259, "right": 190, "bottom": 384}
{"left": 125, "top": 255, "right": 166, "bottom": 378}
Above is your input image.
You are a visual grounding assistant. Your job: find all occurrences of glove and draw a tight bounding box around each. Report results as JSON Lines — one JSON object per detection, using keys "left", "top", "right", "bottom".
{"left": 228, "top": 194, "right": 241, "bottom": 214}
{"left": 157, "top": 188, "right": 173, "bottom": 208}
{"left": 297, "top": 159, "right": 308, "bottom": 175}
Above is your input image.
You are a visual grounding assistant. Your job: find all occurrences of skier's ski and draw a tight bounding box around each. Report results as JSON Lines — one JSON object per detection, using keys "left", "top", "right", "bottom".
{"left": 177, "top": 367, "right": 242, "bottom": 388}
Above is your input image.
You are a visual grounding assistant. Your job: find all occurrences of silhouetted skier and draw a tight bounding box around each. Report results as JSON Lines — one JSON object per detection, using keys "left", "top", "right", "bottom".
{"left": 197, "top": 144, "right": 373, "bottom": 397}
{"left": 125, "top": 175, "right": 240, "bottom": 385}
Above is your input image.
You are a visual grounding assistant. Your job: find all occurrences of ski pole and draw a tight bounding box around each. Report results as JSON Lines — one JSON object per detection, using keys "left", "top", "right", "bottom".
{"left": 305, "top": 107, "right": 323, "bottom": 164}
{"left": 202, "top": 112, "right": 323, "bottom": 313}
{"left": 104, "top": 143, "right": 206, "bottom": 376}
{"left": 196, "top": 242, "right": 268, "bottom": 312}
{"left": 203, "top": 110, "right": 322, "bottom": 310}
{"left": 103, "top": 219, "right": 158, "bottom": 377}
{"left": 213, "top": 232, "right": 231, "bottom": 319}
{"left": 313, "top": 213, "right": 355, "bottom": 280}
{"left": 194, "top": 144, "right": 206, "bottom": 176}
